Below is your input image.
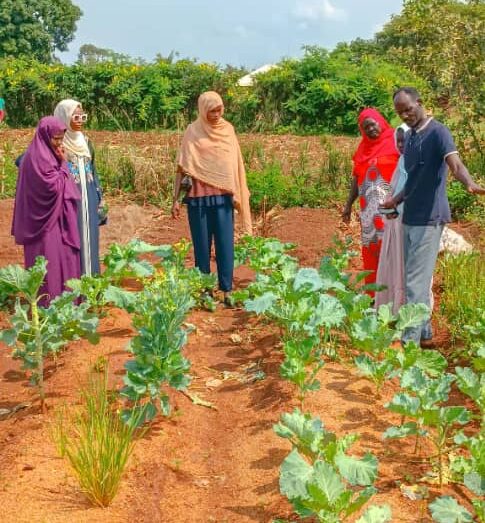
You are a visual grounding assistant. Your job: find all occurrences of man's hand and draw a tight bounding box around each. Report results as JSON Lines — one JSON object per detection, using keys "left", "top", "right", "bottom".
{"left": 380, "top": 196, "right": 396, "bottom": 209}
{"left": 171, "top": 201, "right": 181, "bottom": 219}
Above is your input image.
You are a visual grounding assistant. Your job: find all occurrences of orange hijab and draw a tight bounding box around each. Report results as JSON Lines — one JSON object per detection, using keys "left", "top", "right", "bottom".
{"left": 177, "top": 91, "right": 252, "bottom": 234}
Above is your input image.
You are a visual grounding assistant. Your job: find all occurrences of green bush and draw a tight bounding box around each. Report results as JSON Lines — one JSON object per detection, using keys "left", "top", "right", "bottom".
{"left": 0, "top": 49, "right": 424, "bottom": 134}
{"left": 448, "top": 181, "right": 477, "bottom": 219}
{"left": 247, "top": 161, "right": 346, "bottom": 212}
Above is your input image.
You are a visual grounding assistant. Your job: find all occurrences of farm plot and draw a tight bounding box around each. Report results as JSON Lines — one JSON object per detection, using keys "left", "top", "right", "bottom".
{"left": 0, "top": 196, "right": 482, "bottom": 523}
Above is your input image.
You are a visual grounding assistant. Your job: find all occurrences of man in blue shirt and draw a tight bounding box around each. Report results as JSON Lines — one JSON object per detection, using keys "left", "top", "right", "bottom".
{"left": 383, "top": 87, "right": 484, "bottom": 346}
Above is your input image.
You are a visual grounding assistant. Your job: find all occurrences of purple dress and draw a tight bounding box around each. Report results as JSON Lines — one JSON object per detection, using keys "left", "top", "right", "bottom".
{"left": 12, "top": 116, "right": 81, "bottom": 304}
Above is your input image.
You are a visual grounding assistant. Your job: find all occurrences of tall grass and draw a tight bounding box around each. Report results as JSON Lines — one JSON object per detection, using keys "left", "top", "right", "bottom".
{"left": 439, "top": 252, "right": 485, "bottom": 344}
{"left": 52, "top": 370, "right": 138, "bottom": 507}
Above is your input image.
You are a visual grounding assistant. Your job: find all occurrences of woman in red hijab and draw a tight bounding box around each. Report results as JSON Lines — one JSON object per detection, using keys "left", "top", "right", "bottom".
{"left": 342, "top": 108, "right": 400, "bottom": 293}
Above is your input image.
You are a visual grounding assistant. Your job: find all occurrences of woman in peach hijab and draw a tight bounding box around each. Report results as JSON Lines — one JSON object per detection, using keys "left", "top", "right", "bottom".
{"left": 172, "top": 91, "right": 251, "bottom": 306}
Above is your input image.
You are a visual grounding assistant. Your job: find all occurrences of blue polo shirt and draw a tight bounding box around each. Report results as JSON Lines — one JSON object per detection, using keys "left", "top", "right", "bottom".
{"left": 402, "top": 118, "right": 458, "bottom": 226}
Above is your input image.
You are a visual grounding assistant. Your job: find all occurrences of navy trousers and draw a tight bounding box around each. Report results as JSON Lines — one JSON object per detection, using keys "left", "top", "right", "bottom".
{"left": 187, "top": 199, "right": 234, "bottom": 292}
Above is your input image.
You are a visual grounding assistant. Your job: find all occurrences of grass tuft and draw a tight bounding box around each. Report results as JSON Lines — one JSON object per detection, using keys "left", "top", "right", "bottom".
{"left": 52, "top": 369, "right": 138, "bottom": 507}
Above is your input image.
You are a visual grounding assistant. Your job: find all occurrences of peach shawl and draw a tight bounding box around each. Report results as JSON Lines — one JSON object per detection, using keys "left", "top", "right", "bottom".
{"left": 177, "top": 91, "right": 252, "bottom": 234}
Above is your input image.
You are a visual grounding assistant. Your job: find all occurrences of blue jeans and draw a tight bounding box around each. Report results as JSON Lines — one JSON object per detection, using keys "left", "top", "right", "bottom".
{"left": 187, "top": 199, "right": 234, "bottom": 292}
{"left": 402, "top": 224, "right": 444, "bottom": 344}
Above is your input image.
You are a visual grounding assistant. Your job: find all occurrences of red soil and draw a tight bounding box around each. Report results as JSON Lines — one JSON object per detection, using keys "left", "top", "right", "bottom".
{"left": 0, "top": 198, "right": 479, "bottom": 522}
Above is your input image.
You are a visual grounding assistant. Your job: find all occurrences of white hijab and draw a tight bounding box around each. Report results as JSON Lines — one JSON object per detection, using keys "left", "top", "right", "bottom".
{"left": 54, "top": 99, "right": 91, "bottom": 158}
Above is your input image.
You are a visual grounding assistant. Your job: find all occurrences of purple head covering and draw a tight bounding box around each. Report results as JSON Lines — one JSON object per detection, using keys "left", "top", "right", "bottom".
{"left": 12, "top": 116, "right": 80, "bottom": 248}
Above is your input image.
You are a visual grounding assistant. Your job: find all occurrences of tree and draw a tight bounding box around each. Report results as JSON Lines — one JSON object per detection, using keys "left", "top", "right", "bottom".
{"left": 0, "top": 0, "right": 82, "bottom": 63}
{"left": 77, "top": 44, "right": 136, "bottom": 65}
{"left": 375, "top": 0, "right": 484, "bottom": 148}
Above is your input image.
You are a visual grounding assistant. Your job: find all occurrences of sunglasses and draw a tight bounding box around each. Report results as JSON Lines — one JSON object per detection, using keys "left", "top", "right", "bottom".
{"left": 72, "top": 113, "right": 88, "bottom": 123}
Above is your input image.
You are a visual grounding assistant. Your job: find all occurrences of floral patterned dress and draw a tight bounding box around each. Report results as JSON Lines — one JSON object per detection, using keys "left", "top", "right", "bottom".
{"left": 353, "top": 155, "right": 398, "bottom": 291}
{"left": 65, "top": 139, "right": 103, "bottom": 275}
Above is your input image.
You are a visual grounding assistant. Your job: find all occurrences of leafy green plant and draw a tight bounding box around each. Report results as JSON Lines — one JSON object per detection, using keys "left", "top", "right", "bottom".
{"left": 455, "top": 366, "right": 485, "bottom": 415}
{"left": 429, "top": 496, "right": 474, "bottom": 523}
{"left": 52, "top": 370, "right": 139, "bottom": 507}
{"left": 355, "top": 341, "right": 448, "bottom": 397}
{"left": 102, "top": 239, "right": 173, "bottom": 284}
{"left": 350, "top": 305, "right": 431, "bottom": 394}
{"left": 241, "top": 264, "right": 346, "bottom": 398}
{"left": 384, "top": 367, "right": 472, "bottom": 486}
{"left": 120, "top": 268, "right": 193, "bottom": 426}
{"left": 353, "top": 355, "right": 395, "bottom": 396}
{"left": 274, "top": 409, "right": 391, "bottom": 522}
{"left": 235, "top": 235, "right": 297, "bottom": 274}
{"left": 67, "top": 274, "right": 139, "bottom": 315}
{"left": 390, "top": 341, "right": 448, "bottom": 378}
{"left": 0, "top": 279, "right": 16, "bottom": 310}
{"left": 280, "top": 337, "right": 325, "bottom": 404}
{"left": 0, "top": 258, "right": 99, "bottom": 411}
{"left": 450, "top": 431, "right": 484, "bottom": 502}
{"left": 462, "top": 310, "right": 485, "bottom": 372}
{"left": 351, "top": 303, "right": 430, "bottom": 357}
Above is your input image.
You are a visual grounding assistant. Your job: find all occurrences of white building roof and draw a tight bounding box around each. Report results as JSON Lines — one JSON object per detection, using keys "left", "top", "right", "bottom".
{"left": 237, "top": 64, "right": 278, "bottom": 87}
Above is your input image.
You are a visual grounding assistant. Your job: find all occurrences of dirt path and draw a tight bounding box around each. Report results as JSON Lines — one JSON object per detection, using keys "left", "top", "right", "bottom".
{"left": 0, "top": 199, "right": 477, "bottom": 522}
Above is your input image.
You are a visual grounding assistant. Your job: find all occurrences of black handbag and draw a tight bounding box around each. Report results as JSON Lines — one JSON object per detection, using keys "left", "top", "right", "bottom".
{"left": 98, "top": 202, "right": 108, "bottom": 226}
{"left": 180, "top": 174, "right": 193, "bottom": 192}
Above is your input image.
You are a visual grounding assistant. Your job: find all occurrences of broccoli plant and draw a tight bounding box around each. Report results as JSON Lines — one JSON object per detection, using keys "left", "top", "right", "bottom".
{"left": 235, "top": 235, "right": 297, "bottom": 273}
{"left": 384, "top": 367, "right": 472, "bottom": 486}
{"left": 455, "top": 366, "right": 485, "bottom": 415}
{"left": 429, "top": 496, "right": 475, "bottom": 523}
{"left": 242, "top": 268, "right": 346, "bottom": 398}
{"left": 67, "top": 274, "right": 139, "bottom": 315}
{"left": 350, "top": 305, "right": 431, "bottom": 394}
{"left": 0, "top": 258, "right": 99, "bottom": 412}
{"left": 274, "top": 409, "right": 391, "bottom": 522}
{"left": 120, "top": 267, "right": 193, "bottom": 426}
{"left": 280, "top": 337, "right": 325, "bottom": 405}
{"left": 102, "top": 238, "right": 173, "bottom": 284}
{"left": 350, "top": 303, "right": 430, "bottom": 357}
{"left": 450, "top": 431, "right": 484, "bottom": 505}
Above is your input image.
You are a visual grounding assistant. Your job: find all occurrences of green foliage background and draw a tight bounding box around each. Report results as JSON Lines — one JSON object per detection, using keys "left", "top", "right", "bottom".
{"left": 0, "top": 0, "right": 82, "bottom": 63}
{"left": 0, "top": 0, "right": 482, "bottom": 141}
{"left": 0, "top": 49, "right": 422, "bottom": 134}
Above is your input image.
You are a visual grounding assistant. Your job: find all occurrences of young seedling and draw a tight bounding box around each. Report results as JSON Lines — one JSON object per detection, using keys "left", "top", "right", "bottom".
{"left": 280, "top": 337, "right": 324, "bottom": 406}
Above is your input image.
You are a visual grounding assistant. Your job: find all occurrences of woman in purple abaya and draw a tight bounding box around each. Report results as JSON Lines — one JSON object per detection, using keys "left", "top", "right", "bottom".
{"left": 12, "top": 116, "right": 81, "bottom": 304}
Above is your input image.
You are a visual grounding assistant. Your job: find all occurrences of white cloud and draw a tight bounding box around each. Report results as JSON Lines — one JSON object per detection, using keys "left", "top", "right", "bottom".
{"left": 293, "top": 0, "right": 347, "bottom": 23}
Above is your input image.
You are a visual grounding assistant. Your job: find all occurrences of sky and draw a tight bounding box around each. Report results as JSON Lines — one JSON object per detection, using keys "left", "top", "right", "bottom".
{"left": 60, "top": 0, "right": 404, "bottom": 68}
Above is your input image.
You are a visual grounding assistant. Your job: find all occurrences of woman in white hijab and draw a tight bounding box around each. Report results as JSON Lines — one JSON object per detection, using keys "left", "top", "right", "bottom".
{"left": 375, "top": 124, "right": 408, "bottom": 313}
{"left": 54, "top": 99, "right": 106, "bottom": 276}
